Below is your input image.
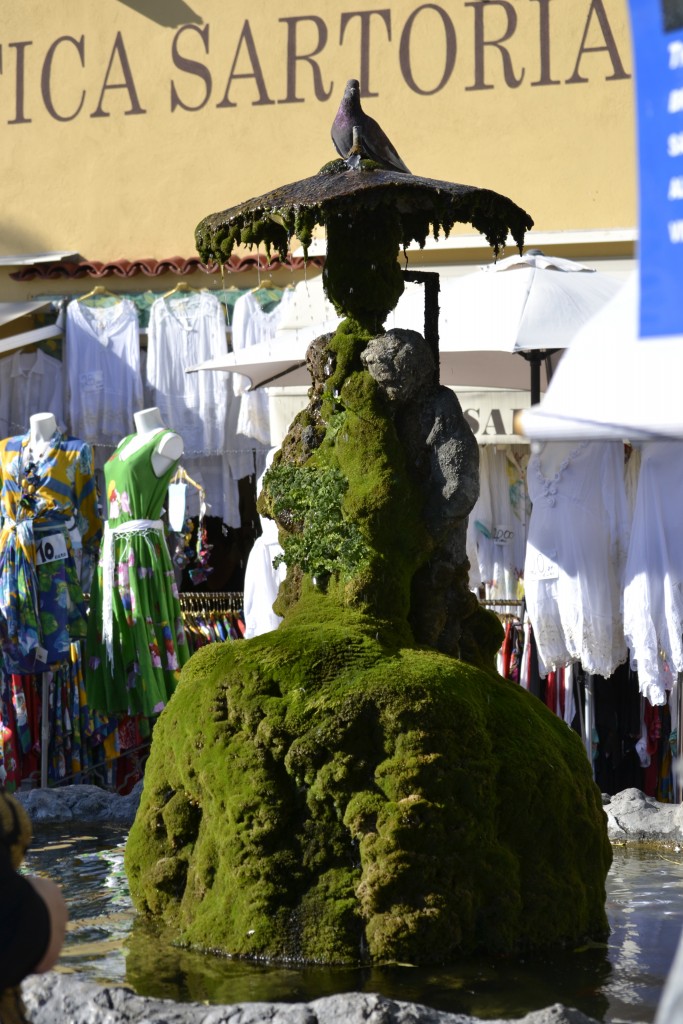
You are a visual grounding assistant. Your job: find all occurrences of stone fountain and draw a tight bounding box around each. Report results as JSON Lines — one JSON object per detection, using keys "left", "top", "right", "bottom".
{"left": 124, "top": 149, "right": 611, "bottom": 965}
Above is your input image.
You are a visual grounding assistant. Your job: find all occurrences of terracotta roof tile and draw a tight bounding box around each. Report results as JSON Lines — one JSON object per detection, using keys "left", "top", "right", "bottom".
{"left": 9, "top": 254, "right": 324, "bottom": 282}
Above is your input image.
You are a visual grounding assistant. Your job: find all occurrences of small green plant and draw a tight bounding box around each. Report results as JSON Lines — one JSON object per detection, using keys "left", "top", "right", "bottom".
{"left": 265, "top": 462, "right": 369, "bottom": 582}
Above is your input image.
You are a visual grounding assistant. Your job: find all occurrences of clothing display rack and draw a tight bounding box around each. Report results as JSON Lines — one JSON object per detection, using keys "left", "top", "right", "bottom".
{"left": 179, "top": 591, "right": 245, "bottom": 650}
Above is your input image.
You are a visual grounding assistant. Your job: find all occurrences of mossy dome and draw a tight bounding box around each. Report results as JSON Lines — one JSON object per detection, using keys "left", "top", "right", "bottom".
{"left": 126, "top": 159, "right": 611, "bottom": 966}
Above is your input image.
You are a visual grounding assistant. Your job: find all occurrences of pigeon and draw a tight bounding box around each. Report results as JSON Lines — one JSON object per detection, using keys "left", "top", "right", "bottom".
{"left": 331, "top": 78, "right": 411, "bottom": 174}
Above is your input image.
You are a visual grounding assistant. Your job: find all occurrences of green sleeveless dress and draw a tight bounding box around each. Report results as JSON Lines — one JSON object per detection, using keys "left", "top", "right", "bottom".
{"left": 85, "top": 430, "right": 190, "bottom": 717}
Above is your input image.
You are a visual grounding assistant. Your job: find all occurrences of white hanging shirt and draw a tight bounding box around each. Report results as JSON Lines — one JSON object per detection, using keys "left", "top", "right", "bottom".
{"left": 231, "top": 290, "right": 295, "bottom": 446}
{"left": 524, "top": 440, "right": 630, "bottom": 678}
{"left": 66, "top": 299, "right": 143, "bottom": 446}
{"left": 623, "top": 441, "right": 683, "bottom": 706}
{"left": 0, "top": 348, "right": 64, "bottom": 439}
{"left": 146, "top": 290, "right": 229, "bottom": 457}
{"left": 243, "top": 448, "right": 286, "bottom": 637}
{"left": 468, "top": 446, "right": 529, "bottom": 602}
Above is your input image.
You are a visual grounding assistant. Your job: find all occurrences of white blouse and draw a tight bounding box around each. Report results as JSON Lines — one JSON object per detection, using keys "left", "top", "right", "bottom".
{"left": 623, "top": 441, "right": 683, "bottom": 706}
{"left": 145, "top": 290, "right": 230, "bottom": 457}
{"left": 524, "top": 440, "right": 630, "bottom": 678}
{"left": 65, "top": 298, "right": 143, "bottom": 447}
{"left": 231, "top": 290, "right": 295, "bottom": 447}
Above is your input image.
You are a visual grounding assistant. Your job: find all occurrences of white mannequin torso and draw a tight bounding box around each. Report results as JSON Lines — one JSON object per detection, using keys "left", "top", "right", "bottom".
{"left": 27, "top": 412, "right": 58, "bottom": 460}
{"left": 119, "top": 407, "right": 183, "bottom": 477}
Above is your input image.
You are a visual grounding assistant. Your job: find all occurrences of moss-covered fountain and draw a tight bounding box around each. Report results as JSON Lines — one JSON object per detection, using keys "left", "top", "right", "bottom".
{"left": 125, "top": 146, "right": 612, "bottom": 965}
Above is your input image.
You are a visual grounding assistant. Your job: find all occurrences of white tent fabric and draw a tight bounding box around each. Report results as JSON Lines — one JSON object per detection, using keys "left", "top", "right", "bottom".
{"left": 0, "top": 323, "right": 62, "bottom": 357}
{"left": 520, "top": 274, "right": 683, "bottom": 441}
{"left": 0, "top": 299, "right": 52, "bottom": 327}
{"left": 403, "top": 251, "right": 622, "bottom": 353}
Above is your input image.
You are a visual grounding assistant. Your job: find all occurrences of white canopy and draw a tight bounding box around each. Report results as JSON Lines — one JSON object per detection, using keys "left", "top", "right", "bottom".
{"left": 0, "top": 299, "right": 53, "bottom": 327}
{"left": 519, "top": 274, "right": 683, "bottom": 441}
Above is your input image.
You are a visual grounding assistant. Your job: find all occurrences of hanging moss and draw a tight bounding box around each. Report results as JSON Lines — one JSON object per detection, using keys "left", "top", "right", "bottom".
{"left": 194, "top": 163, "right": 534, "bottom": 277}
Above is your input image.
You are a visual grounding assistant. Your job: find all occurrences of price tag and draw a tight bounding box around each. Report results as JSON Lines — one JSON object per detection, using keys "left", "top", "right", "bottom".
{"left": 525, "top": 546, "right": 559, "bottom": 581}
{"left": 492, "top": 523, "right": 514, "bottom": 546}
{"left": 35, "top": 531, "right": 68, "bottom": 565}
{"left": 80, "top": 369, "right": 104, "bottom": 393}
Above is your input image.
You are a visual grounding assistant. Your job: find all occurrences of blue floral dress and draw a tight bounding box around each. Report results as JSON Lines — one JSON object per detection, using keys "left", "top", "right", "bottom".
{"left": 85, "top": 430, "right": 190, "bottom": 717}
{"left": 0, "top": 430, "right": 102, "bottom": 673}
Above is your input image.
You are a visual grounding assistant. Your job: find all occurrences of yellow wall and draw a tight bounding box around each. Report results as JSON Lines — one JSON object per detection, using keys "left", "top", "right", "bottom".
{"left": 1, "top": 0, "right": 635, "bottom": 266}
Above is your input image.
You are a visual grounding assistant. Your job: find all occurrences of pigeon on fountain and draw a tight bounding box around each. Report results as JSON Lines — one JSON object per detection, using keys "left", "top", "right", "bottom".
{"left": 331, "top": 78, "right": 411, "bottom": 173}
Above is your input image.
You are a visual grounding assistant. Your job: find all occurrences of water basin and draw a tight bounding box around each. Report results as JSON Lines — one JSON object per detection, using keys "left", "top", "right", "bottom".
{"left": 23, "top": 827, "right": 683, "bottom": 1023}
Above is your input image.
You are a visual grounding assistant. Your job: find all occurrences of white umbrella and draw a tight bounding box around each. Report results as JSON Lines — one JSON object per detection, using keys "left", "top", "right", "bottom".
{"left": 188, "top": 338, "right": 310, "bottom": 389}
{"left": 391, "top": 250, "right": 623, "bottom": 403}
{"left": 518, "top": 273, "right": 683, "bottom": 441}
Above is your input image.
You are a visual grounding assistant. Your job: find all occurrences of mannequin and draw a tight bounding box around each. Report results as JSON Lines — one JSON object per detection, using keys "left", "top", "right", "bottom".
{"left": 122, "top": 407, "right": 184, "bottom": 476}
{"left": 28, "top": 411, "right": 57, "bottom": 454}
{"left": 85, "top": 408, "right": 191, "bottom": 718}
{"left": 0, "top": 412, "right": 102, "bottom": 673}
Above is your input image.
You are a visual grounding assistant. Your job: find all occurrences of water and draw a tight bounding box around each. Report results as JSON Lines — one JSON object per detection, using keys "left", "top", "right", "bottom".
{"left": 22, "top": 828, "right": 683, "bottom": 1023}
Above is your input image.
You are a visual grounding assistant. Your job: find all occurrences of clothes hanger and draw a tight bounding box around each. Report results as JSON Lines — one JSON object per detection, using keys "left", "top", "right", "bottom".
{"left": 170, "top": 465, "right": 204, "bottom": 492}
{"left": 77, "top": 284, "right": 122, "bottom": 306}
{"left": 162, "top": 280, "right": 194, "bottom": 299}
{"left": 250, "top": 276, "right": 276, "bottom": 293}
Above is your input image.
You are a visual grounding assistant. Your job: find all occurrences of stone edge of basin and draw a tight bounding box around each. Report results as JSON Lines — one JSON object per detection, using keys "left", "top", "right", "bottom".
{"left": 20, "top": 974, "right": 621, "bottom": 1024}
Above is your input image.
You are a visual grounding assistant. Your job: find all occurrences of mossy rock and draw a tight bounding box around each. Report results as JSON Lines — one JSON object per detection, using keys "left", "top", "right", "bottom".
{"left": 125, "top": 605, "right": 611, "bottom": 964}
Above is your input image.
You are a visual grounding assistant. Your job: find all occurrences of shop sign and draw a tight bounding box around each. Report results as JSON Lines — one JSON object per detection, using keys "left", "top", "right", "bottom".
{"left": 0, "top": 1, "right": 629, "bottom": 125}
{"left": 629, "top": 0, "right": 683, "bottom": 337}
{"left": 456, "top": 389, "right": 530, "bottom": 442}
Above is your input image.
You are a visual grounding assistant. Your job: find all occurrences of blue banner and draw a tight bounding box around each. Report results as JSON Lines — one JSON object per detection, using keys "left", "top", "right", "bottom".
{"left": 629, "top": 0, "right": 683, "bottom": 337}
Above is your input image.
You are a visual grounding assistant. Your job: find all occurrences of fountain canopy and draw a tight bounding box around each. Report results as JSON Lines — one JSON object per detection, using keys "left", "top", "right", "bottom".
{"left": 196, "top": 160, "right": 533, "bottom": 263}
{"left": 195, "top": 159, "right": 534, "bottom": 331}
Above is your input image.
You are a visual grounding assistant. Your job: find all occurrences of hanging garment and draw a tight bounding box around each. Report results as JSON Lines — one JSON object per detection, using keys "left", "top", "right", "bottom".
{"left": 145, "top": 290, "right": 230, "bottom": 458}
{"left": 0, "top": 431, "right": 102, "bottom": 673}
{"left": 468, "top": 446, "right": 495, "bottom": 592}
{"left": 623, "top": 441, "right": 683, "bottom": 706}
{"left": 65, "top": 298, "right": 143, "bottom": 446}
{"left": 0, "top": 349, "right": 64, "bottom": 440}
{"left": 243, "top": 447, "right": 286, "bottom": 638}
{"left": 243, "top": 529, "right": 286, "bottom": 638}
{"left": 467, "top": 446, "right": 529, "bottom": 602}
{"left": 524, "top": 440, "right": 630, "bottom": 678}
{"left": 181, "top": 454, "right": 242, "bottom": 529}
{"left": 86, "top": 430, "right": 190, "bottom": 717}
{"left": 231, "top": 290, "right": 295, "bottom": 448}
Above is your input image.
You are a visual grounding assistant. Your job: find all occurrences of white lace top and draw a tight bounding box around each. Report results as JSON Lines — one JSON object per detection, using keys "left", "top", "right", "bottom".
{"left": 623, "top": 441, "right": 683, "bottom": 706}
{"left": 231, "top": 290, "right": 295, "bottom": 447}
{"left": 524, "top": 440, "right": 630, "bottom": 677}
{"left": 145, "top": 290, "right": 230, "bottom": 457}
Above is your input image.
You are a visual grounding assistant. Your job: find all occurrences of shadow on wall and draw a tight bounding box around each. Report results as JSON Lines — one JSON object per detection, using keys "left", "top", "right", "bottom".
{"left": 115, "top": 0, "right": 203, "bottom": 28}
